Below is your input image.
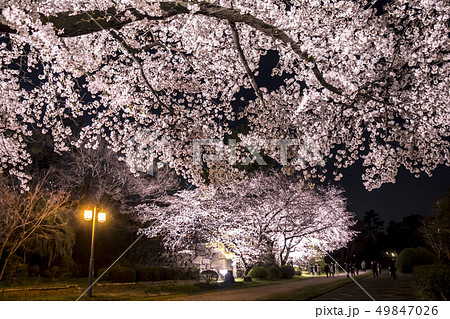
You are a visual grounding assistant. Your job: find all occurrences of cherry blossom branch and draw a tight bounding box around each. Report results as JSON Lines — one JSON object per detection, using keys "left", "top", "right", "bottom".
{"left": 229, "top": 20, "right": 266, "bottom": 109}
{"left": 1, "top": 1, "right": 386, "bottom": 104}
{"left": 109, "top": 29, "right": 174, "bottom": 114}
{"left": 0, "top": 8, "right": 177, "bottom": 37}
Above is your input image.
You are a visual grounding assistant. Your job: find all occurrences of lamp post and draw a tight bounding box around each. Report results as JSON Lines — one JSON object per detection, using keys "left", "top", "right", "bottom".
{"left": 84, "top": 207, "right": 106, "bottom": 297}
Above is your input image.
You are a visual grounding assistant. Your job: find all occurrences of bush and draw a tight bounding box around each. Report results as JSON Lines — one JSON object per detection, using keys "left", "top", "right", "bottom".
{"left": 294, "top": 267, "right": 302, "bottom": 276}
{"left": 268, "top": 265, "right": 282, "bottom": 280}
{"left": 4, "top": 256, "right": 28, "bottom": 284}
{"left": 50, "top": 266, "right": 60, "bottom": 279}
{"left": 396, "top": 247, "right": 438, "bottom": 273}
{"left": 183, "top": 267, "right": 200, "bottom": 280}
{"left": 108, "top": 266, "right": 136, "bottom": 283}
{"left": 200, "top": 270, "right": 219, "bottom": 283}
{"left": 413, "top": 264, "right": 450, "bottom": 300}
{"left": 134, "top": 265, "right": 151, "bottom": 282}
{"left": 98, "top": 267, "right": 110, "bottom": 281}
{"left": 248, "top": 266, "right": 268, "bottom": 279}
{"left": 29, "top": 265, "right": 40, "bottom": 277}
{"left": 59, "top": 255, "right": 79, "bottom": 277}
{"left": 280, "top": 265, "right": 296, "bottom": 279}
{"left": 149, "top": 267, "right": 165, "bottom": 281}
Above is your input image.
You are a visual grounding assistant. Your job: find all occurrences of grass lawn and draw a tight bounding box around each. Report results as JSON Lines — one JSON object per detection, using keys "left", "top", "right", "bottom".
{"left": 0, "top": 275, "right": 308, "bottom": 301}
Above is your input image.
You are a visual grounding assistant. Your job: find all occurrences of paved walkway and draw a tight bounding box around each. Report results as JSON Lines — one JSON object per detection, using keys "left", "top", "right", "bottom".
{"left": 168, "top": 274, "right": 354, "bottom": 301}
{"left": 314, "top": 269, "right": 420, "bottom": 301}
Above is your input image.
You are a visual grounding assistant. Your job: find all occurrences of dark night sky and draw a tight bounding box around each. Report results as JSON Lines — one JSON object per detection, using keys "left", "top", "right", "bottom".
{"left": 335, "top": 163, "right": 450, "bottom": 223}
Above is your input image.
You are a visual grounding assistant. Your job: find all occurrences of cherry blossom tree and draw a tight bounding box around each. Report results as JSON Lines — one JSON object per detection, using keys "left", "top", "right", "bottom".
{"left": 136, "top": 171, "right": 356, "bottom": 271}
{"left": 0, "top": 0, "right": 449, "bottom": 190}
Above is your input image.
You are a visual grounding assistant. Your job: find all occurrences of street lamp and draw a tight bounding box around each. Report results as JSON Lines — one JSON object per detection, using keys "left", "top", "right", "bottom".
{"left": 84, "top": 207, "right": 106, "bottom": 297}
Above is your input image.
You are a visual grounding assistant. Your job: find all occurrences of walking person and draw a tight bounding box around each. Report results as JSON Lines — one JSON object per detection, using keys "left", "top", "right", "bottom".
{"left": 330, "top": 262, "right": 335, "bottom": 278}
{"left": 361, "top": 260, "right": 366, "bottom": 272}
{"left": 314, "top": 264, "right": 318, "bottom": 276}
{"left": 324, "top": 264, "right": 330, "bottom": 278}
{"left": 371, "top": 260, "right": 378, "bottom": 277}
{"left": 389, "top": 259, "right": 397, "bottom": 280}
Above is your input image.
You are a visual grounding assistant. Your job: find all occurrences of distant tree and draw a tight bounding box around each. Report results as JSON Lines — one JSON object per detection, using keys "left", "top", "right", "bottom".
{"left": 362, "top": 210, "right": 385, "bottom": 242}
{"left": 0, "top": 172, "right": 71, "bottom": 280}
{"left": 386, "top": 215, "right": 427, "bottom": 253}
{"left": 423, "top": 190, "right": 450, "bottom": 262}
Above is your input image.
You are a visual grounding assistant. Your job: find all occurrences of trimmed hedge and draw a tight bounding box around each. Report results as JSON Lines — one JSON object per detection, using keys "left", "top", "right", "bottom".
{"left": 99, "top": 265, "right": 199, "bottom": 282}
{"left": 268, "top": 265, "right": 282, "bottom": 280}
{"left": 200, "top": 270, "right": 219, "bottom": 283}
{"left": 413, "top": 264, "right": 450, "bottom": 300}
{"left": 108, "top": 266, "right": 136, "bottom": 283}
{"left": 280, "top": 265, "right": 296, "bottom": 279}
{"left": 248, "top": 266, "right": 268, "bottom": 279}
{"left": 396, "top": 247, "right": 438, "bottom": 273}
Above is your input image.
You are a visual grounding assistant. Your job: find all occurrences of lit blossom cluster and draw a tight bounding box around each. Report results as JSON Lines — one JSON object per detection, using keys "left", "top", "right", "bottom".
{"left": 135, "top": 171, "right": 356, "bottom": 268}
{"left": 0, "top": 0, "right": 448, "bottom": 189}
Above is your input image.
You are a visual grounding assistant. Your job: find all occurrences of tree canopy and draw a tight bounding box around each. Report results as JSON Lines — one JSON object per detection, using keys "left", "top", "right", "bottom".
{"left": 0, "top": 0, "right": 449, "bottom": 189}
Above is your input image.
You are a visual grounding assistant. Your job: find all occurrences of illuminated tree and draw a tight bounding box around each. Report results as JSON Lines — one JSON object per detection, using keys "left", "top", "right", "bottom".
{"left": 137, "top": 171, "right": 356, "bottom": 270}
{"left": 0, "top": 0, "right": 448, "bottom": 190}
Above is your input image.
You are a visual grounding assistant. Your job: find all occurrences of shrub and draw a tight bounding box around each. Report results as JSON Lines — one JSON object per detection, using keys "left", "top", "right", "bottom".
{"left": 134, "top": 266, "right": 152, "bottom": 282}
{"left": 59, "top": 255, "right": 79, "bottom": 277}
{"left": 294, "top": 267, "right": 302, "bottom": 276}
{"left": 268, "top": 265, "right": 282, "bottom": 280}
{"left": 4, "top": 256, "right": 28, "bottom": 284}
{"left": 29, "top": 265, "right": 40, "bottom": 277}
{"left": 200, "top": 270, "right": 219, "bottom": 283}
{"left": 280, "top": 265, "right": 296, "bottom": 279}
{"left": 98, "top": 267, "right": 110, "bottom": 281}
{"left": 50, "top": 266, "right": 60, "bottom": 279}
{"left": 248, "top": 266, "right": 268, "bottom": 279}
{"left": 108, "top": 266, "right": 136, "bottom": 283}
{"left": 413, "top": 264, "right": 450, "bottom": 300}
{"left": 185, "top": 267, "right": 200, "bottom": 280}
{"left": 149, "top": 267, "right": 165, "bottom": 281}
{"left": 162, "top": 267, "right": 174, "bottom": 280}
{"left": 396, "top": 247, "right": 438, "bottom": 273}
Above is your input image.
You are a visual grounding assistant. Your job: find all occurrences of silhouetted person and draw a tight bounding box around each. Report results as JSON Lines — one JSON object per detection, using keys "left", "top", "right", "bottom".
{"left": 324, "top": 264, "right": 330, "bottom": 278}
{"left": 389, "top": 260, "right": 397, "bottom": 280}
{"left": 225, "top": 270, "right": 235, "bottom": 283}
{"left": 330, "top": 262, "right": 335, "bottom": 278}
{"left": 351, "top": 263, "right": 356, "bottom": 277}
{"left": 361, "top": 260, "right": 366, "bottom": 272}
{"left": 310, "top": 266, "right": 314, "bottom": 275}
{"left": 371, "top": 261, "right": 378, "bottom": 277}
{"left": 314, "top": 264, "right": 318, "bottom": 275}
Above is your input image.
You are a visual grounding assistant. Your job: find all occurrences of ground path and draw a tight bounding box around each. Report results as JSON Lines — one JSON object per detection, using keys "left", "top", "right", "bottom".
{"left": 167, "top": 273, "right": 357, "bottom": 301}
{"left": 313, "top": 269, "right": 420, "bottom": 301}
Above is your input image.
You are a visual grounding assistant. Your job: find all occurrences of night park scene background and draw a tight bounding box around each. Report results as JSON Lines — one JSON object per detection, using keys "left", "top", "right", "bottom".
{"left": 0, "top": 0, "right": 449, "bottom": 304}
